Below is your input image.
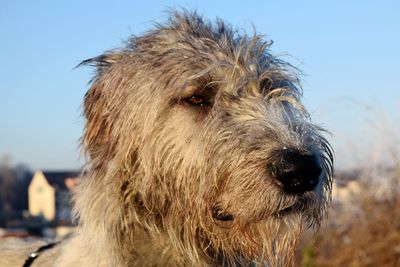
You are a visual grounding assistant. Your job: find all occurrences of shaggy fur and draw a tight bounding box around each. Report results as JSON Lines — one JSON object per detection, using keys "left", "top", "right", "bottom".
{"left": 0, "top": 10, "right": 333, "bottom": 267}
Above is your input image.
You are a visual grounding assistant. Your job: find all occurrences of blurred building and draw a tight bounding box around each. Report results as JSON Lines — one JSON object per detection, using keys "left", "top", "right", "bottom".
{"left": 28, "top": 170, "right": 79, "bottom": 224}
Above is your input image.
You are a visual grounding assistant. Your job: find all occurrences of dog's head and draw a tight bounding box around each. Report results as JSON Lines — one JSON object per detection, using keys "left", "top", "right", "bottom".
{"left": 79, "top": 10, "right": 333, "bottom": 266}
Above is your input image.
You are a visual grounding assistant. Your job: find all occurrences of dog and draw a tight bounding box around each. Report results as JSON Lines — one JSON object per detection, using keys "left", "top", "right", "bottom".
{"left": 0, "top": 10, "right": 333, "bottom": 267}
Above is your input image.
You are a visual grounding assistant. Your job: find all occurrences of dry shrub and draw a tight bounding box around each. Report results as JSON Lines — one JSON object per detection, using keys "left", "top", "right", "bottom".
{"left": 310, "top": 198, "right": 400, "bottom": 266}
{"left": 297, "top": 169, "right": 400, "bottom": 267}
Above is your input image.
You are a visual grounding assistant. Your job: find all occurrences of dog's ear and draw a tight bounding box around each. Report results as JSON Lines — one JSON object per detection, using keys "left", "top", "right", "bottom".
{"left": 79, "top": 51, "right": 124, "bottom": 79}
{"left": 82, "top": 84, "right": 111, "bottom": 161}
{"left": 80, "top": 52, "right": 123, "bottom": 161}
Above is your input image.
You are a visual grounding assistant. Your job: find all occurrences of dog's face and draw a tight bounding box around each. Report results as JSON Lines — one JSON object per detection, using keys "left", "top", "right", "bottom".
{"left": 82, "top": 11, "right": 333, "bottom": 266}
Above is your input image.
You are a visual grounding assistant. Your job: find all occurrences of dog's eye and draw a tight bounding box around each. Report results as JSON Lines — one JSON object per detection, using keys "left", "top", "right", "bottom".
{"left": 212, "top": 206, "right": 233, "bottom": 222}
{"left": 184, "top": 95, "right": 211, "bottom": 107}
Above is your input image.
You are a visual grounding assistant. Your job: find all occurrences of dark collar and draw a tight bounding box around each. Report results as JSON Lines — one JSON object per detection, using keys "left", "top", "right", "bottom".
{"left": 23, "top": 242, "right": 59, "bottom": 267}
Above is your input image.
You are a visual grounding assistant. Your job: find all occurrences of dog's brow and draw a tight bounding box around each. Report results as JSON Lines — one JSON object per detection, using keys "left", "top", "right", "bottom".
{"left": 182, "top": 81, "right": 217, "bottom": 98}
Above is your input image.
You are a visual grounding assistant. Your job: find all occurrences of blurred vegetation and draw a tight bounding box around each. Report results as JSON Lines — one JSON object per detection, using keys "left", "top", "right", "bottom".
{"left": 0, "top": 156, "right": 32, "bottom": 226}
{"left": 296, "top": 164, "right": 400, "bottom": 267}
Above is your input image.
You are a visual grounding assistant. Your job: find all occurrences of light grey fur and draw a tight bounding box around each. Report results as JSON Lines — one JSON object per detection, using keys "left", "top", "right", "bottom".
{"left": 0, "top": 10, "right": 333, "bottom": 267}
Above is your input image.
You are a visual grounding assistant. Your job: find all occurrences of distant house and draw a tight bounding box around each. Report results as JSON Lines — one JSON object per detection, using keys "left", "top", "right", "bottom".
{"left": 28, "top": 170, "right": 80, "bottom": 224}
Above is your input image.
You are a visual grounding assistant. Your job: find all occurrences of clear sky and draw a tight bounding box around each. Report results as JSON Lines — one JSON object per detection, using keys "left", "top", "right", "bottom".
{"left": 1, "top": 1, "right": 399, "bottom": 170}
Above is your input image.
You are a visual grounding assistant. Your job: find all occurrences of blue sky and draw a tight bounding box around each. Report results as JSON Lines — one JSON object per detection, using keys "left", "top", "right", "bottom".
{"left": 1, "top": 1, "right": 399, "bottom": 170}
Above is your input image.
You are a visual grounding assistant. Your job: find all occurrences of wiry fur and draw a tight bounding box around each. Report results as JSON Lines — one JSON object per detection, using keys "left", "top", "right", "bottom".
{"left": 0, "top": 10, "right": 333, "bottom": 267}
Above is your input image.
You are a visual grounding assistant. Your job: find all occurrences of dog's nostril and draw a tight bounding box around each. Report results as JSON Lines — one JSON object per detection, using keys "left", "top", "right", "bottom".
{"left": 270, "top": 150, "right": 322, "bottom": 194}
{"left": 212, "top": 206, "right": 234, "bottom": 221}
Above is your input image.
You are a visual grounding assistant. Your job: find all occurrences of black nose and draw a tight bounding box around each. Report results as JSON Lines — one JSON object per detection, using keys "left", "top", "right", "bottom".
{"left": 270, "top": 149, "right": 322, "bottom": 194}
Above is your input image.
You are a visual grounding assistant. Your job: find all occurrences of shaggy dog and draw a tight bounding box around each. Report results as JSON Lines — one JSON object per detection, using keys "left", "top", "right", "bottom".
{"left": 0, "top": 10, "right": 333, "bottom": 267}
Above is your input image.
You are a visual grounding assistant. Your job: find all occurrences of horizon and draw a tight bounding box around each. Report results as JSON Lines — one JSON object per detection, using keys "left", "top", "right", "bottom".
{"left": 1, "top": 1, "right": 399, "bottom": 170}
